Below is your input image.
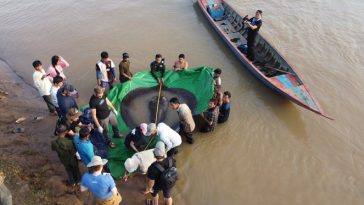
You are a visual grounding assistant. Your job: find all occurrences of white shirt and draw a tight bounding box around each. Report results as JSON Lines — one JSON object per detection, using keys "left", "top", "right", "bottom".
{"left": 134, "top": 149, "right": 156, "bottom": 174}
{"left": 33, "top": 69, "right": 52, "bottom": 96}
{"left": 157, "top": 122, "right": 182, "bottom": 151}
{"left": 97, "top": 59, "right": 115, "bottom": 82}
{"left": 177, "top": 104, "right": 195, "bottom": 131}
{"left": 50, "top": 85, "right": 60, "bottom": 107}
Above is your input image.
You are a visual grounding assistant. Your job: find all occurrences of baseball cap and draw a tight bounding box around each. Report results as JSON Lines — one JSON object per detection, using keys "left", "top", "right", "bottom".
{"left": 146, "top": 123, "right": 156, "bottom": 136}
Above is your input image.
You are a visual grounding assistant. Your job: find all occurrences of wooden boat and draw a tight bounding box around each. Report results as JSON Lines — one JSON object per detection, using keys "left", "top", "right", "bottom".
{"left": 197, "top": 0, "right": 333, "bottom": 119}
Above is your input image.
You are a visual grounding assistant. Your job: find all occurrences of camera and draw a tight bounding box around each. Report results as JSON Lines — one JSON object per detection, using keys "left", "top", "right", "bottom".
{"left": 242, "top": 15, "right": 249, "bottom": 22}
{"left": 161, "top": 58, "right": 165, "bottom": 64}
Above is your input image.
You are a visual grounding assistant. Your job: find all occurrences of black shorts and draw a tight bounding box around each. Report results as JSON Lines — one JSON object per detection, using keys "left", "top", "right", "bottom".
{"left": 151, "top": 186, "right": 172, "bottom": 198}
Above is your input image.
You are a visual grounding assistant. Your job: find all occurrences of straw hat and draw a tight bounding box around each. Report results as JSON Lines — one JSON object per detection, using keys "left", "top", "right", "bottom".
{"left": 87, "top": 156, "right": 108, "bottom": 167}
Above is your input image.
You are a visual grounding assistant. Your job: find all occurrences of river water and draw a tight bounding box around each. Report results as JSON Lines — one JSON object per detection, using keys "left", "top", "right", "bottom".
{"left": 1, "top": 0, "right": 363, "bottom": 204}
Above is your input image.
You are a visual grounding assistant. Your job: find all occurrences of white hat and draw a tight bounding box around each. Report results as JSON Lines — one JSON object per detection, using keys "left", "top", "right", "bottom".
{"left": 87, "top": 156, "right": 108, "bottom": 167}
{"left": 124, "top": 156, "right": 139, "bottom": 173}
{"left": 153, "top": 141, "right": 166, "bottom": 157}
{"left": 146, "top": 123, "right": 157, "bottom": 136}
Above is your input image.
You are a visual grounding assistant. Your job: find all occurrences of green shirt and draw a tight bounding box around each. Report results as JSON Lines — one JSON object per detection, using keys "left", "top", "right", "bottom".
{"left": 119, "top": 61, "right": 132, "bottom": 83}
{"left": 51, "top": 137, "right": 77, "bottom": 166}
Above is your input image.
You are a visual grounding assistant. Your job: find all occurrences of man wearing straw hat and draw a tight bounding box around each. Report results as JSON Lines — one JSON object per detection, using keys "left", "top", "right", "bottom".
{"left": 80, "top": 156, "right": 122, "bottom": 205}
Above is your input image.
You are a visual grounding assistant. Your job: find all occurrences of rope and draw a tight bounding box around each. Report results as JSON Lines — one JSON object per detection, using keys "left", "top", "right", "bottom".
{"left": 144, "top": 83, "right": 163, "bottom": 151}
{"left": 154, "top": 83, "right": 163, "bottom": 124}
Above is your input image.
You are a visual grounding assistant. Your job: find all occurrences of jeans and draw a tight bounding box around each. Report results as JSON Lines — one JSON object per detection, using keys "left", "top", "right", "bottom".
{"left": 42, "top": 95, "right": 56, "bottom": 113}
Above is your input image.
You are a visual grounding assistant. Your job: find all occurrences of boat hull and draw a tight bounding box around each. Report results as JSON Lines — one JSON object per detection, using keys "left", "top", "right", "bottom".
{"left": 197, "top": 0, "right": 332, "bottom": 119}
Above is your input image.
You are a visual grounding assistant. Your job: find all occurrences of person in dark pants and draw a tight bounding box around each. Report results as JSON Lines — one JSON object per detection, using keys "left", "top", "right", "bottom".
{"left": 150, "top": 54, "right": 165, "bottom": 84}
{"left": 244, "top": 10, "right": 263, "bottom": 61}
{"left": 32, "top": 60, "right": 57, "bottom": 116}
{"left": 169, "top": 97, "right": 196, "bottom": 144}
{"left": 144, "top": 144, "right": 176, "bottom": 205}
{"left": 51, "top": 124, "right": 81, "bottom": 186}
{"left": 89, "top": 86, "right": 121, "bottom": 148}
{"left": 124, "top": 123, "right": 148, "bottom": 152}
{"left": 119, "top": 52, "right": 133, "bottom": 83}
{"left": 218, "top": 91, "right": 231, "bottom": 124}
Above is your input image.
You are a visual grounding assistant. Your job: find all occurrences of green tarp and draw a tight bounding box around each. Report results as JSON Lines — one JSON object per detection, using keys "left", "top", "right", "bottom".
{"left": 107, "top": 66, "right": 215, "bottom": 179}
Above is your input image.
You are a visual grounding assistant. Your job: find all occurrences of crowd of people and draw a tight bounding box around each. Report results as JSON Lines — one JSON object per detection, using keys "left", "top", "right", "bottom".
{"left": 32, "top": 52, "right": 232, "bottom": 205}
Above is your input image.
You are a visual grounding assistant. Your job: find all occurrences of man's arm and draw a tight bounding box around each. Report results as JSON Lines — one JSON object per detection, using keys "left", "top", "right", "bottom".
{"left": 130, "top": 141, "right": 139, "bottom": 152}
{"left": 91, "top": 108, "right": 101, "bottom": 129}
{"left": 111, "top": 187, "right": 118, "bottom": 196}
{"left": 106, "top": 98, "right": 116, "bottom": 111}
{"left": 160, "top": 64, "right": 165, "bottom": 78}
{"left": 80, "top": 185, "right": 88, "bottom": 192}
{"left": 96, "top": 64, "right": 101, "bottom": 86}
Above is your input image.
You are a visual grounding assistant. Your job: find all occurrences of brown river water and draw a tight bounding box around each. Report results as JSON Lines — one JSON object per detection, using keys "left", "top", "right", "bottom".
{"left": 1, "top": 0, "right": 364, "bottom": 204}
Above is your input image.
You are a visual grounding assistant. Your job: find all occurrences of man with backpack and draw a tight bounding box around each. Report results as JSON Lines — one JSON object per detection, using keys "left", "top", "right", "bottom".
{"left": 144, "top": 142, "right": 177, "bottom": 205}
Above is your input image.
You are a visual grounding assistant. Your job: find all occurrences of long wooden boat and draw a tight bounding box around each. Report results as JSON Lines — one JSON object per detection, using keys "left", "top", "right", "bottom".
{"left": 197, "top": 0, "right": 333, "bottom": 119}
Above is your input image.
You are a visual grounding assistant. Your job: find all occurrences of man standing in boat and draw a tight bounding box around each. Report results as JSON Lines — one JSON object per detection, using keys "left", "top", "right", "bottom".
{"left": 244, "top": 10, "right": 263, "bottom": 61}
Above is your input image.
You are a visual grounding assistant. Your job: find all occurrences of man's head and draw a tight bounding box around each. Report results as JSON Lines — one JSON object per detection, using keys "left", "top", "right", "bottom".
{"left": 79, "top": 126, "right": 91, "bottom": 140}
{"left": 122, "top": 52, "right": 129, "bottom": 60}
{"left": 178, "top": 54, "right": 185, "bottom": 62}
{"left": 255, "top": 10, "right": 262, "bottom": 19}
{"left": 145, "top": 123, "right": 157, "bottom": 136}
{"left": 223, "top": 91, "right": 231, "bottom": 102}
{"left": 101, "top": 51, "right": 109, "bottom": 62}
{"left": 124, "top": 157, "right": 139, "bottom": 173}
{"left": 155, "top": 54, "right": 162, "bottom": 63}
{"left": 51, "top": 55, "right": 60, "bottom": 67}
{"left": 66, "top": 107, "right": 82, "bottom": 122}
{"left": 87, "top": 156, "right": 108, "bottom": 173}
{"left": 140, "top": 123, "right": 148, "bottom": 136}
{"left": 32, "top": 60, "right": 42, "bottom": 71}
{"left": 61, "top": 83, "right": 75, "bottom": 96}
{"left": 94, "top": 86, "right": 104, "bottom": 98}
{"left": 55, "top": 124, "right": 68, "bottom": 136}
{"left": 214, "top": 68, "right": 222, "bottom": 77}
{"left": 53, "top": 76, "right": 64, "bottom": 87}
{"left": 208, "top": 99, "right": 216, "bottom": 109}
{"left": 154, "top": 141, "right": 166, "bottom": 160}
{"left": 169, "top": 97, "right": 180, "bottom": 110}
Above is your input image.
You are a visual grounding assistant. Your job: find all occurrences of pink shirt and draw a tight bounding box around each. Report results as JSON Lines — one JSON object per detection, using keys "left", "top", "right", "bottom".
{"left": 47, "top": 57, "right": 69, "bottom": 81}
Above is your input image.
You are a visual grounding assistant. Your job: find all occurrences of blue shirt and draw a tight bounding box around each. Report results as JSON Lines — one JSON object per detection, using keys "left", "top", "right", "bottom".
{"left": 73, "top": 135, "right": 95, "bottom": 166}
{"left": 57, "top": 89, "right": 78, "bottom": 117}
{"left": 81, "top": 172, "right": 115, "bottom": 199}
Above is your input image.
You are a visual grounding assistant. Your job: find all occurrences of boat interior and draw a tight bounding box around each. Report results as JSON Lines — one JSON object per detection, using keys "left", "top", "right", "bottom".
{"left": 205, "top": 2, "right": 302, "bottom": 84}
